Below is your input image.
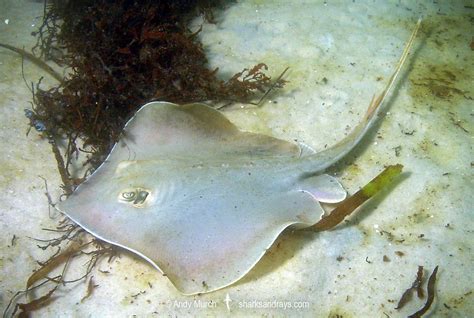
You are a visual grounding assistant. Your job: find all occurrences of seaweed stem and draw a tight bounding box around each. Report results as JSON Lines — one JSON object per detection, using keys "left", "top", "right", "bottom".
{"left": 251, "top": 67, "right": 289, "bottom": 106}
{"left": 49, "top": 137, "right": 73, "bottom": 195}
{"left": 310, "top": 164, "right": 403, "bottom": 231}
{"left": 0, "top": 43, "right": 63, "bottom": 82}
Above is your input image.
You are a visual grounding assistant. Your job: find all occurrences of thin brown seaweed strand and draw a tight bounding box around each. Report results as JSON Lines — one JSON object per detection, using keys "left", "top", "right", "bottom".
{"left": 0, "top": 43, "right": 63, "bottom": 82}
{"left": 396, "top": 265, "right": 425, "bottom": 310}
{"left": 408, "top": 266, "right": 439, "bottom": 318}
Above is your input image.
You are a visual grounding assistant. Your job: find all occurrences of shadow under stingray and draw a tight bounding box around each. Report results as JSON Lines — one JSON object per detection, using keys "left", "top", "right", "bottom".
{"left": 235, "top": 226, "right": 318, "bottom": 287}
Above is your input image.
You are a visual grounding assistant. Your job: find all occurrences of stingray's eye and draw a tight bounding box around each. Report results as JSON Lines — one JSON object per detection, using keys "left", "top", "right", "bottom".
{"left": 121, "top": 191, "right": 136, "bottom": 201}
{"left": 134, "top": 190, "right": 149, "bottom": 205}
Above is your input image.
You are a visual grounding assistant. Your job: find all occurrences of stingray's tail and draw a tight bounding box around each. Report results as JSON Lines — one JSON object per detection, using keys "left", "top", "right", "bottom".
{"left": 304, "top": 18, "right": 421, "bottom": 171}
{"left": 364, "top": 17, "right": 421, "bottom": 122}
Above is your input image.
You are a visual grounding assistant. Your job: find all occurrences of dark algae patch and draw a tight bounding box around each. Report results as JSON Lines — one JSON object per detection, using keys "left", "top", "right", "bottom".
{"left": 407, "top": 15, "right": 472, "bottom": 118}
{"left": 410, "top": 63, "right": 470, "bottom": 103}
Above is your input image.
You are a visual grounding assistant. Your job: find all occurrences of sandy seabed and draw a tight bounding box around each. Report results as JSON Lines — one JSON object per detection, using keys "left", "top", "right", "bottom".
{"left": 1, "top": 1, "right": 472, "bottom": 317}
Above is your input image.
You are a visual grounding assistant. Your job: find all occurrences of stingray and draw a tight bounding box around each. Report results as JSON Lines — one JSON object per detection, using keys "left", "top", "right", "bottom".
{"left": 56, "top": 20, "right": 420, "bottom": 295}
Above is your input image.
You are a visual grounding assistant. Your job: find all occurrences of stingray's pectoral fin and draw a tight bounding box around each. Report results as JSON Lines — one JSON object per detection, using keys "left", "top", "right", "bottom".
{"left": 298, "top": 174, "right": 346, "bottom": 203}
